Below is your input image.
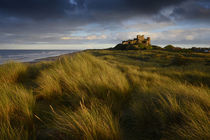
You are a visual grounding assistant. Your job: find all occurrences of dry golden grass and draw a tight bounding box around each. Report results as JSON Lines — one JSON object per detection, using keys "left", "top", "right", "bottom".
{"left": 50, "top": 99, "right": 121, "bottom": 140}
{"left": 0, "top": 62, "right": 27, "bottom": 84}
{"left": 0, "top": 50, "right": 209, "bottom": 140}
{"left": 0, "top": 83, "right": 35, "bottom": 140}
{"left": 36, "top": 53, "right": 129, "bottom": 111}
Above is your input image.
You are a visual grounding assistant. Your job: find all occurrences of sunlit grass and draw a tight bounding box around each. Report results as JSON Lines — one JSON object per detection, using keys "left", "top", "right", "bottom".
{"left": 50, "top": 99, "right": 121, "bottom": 140}
{"left": 0, "top": 50, "right": 209, "bottom": 139}
{"left": 0, "top": 83, "right": 35, "bottom": 140}
{"left": 124, "top": 70, "right": 210, "bottom": 139}
{"left": 0, "top": 62, "right": 27, "bottom": 84}
{"left": 36, "top": 53, "right": 130, "bottom": 111}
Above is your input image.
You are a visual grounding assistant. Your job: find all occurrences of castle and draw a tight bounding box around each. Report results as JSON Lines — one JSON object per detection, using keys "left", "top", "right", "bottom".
{"left": 122, "top": 35, "right": 151, "bottom": 46}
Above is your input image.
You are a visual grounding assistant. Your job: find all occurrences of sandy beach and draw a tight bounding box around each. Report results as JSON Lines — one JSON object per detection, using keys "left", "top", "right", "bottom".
{"left": 29, "top": 50, "right": 82, "bottom": 63}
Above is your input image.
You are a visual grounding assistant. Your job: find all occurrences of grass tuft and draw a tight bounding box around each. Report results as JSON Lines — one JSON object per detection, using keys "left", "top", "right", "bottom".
{"left": 50, "top": 99, "right": 121, "bottom": 140}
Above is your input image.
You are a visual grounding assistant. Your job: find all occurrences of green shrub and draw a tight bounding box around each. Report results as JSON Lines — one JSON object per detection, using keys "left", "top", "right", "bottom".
{"left": 138, "top": 44, "right": 152, "bottom": 50}
{"left": 164, "top": 45, "right": 175, "bottom": 50}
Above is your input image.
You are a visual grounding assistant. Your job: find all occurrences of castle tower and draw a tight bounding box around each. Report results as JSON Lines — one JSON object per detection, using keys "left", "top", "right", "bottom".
{"left": 137, "top": 35, "right": 144, "bottom": 41}
{"left": 137, "top": 35, "right": 144, "bottom": 43}
{"left": 147, "top": 37, "right": 151, "bottom": 45}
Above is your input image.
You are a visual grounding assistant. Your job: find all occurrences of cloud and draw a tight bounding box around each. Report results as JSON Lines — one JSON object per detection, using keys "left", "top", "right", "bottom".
{"left": 0, "top": 0, "right": 209, "bottom": 24}
{"left": 0, "top": 0, "right": 210, "bottom": 48}
{"left": 0, "top": 0, "right": 78, "bottom": 19}
{"left": 185, "top": 35, "right": 194, "bottom": 41}
{"left": 0, "top": 0, "right": 186, "bottom": 21}
{"left": 123, "top": 21, "right": 175, "bottom": 31}
{"left": 60, "top": 35, "right": 107, "bottom": 40}
{"left": 108, "top": 27, "right": 210, "bottom": 45}
{"left": 150, "top": 28, "right": 210, "bottom": 45}
{"left": 171, "top": 0, "right": 210, "bottom": 22}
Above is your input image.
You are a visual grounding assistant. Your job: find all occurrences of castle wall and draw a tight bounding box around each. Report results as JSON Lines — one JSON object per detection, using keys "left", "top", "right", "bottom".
{"left": 121, "top": 35, "right": 151, "bottom": 46}
{"left": 147, "top": 37, "right": 151, "bottom": 45}
{"left": 129, "top": 40, "right": 137, "bottom": 44}
{"left": 122, "top": 41, "right": 129, "bottom": 45}
{"left": 137, "top": 35, "right": 144, "bottom": 41}
{"left": 137, "top": 39, "right": 143, "bottom": 43}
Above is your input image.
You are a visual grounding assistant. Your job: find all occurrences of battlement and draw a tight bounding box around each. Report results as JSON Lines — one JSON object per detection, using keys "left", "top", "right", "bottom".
{"left": 122, "top": 35, "right": 151, "bottom": 46}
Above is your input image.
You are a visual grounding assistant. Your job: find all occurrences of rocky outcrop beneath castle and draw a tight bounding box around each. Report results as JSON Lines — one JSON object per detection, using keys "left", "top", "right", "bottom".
{"left": 113, "top": 35, "right": 152, "bottom": 50}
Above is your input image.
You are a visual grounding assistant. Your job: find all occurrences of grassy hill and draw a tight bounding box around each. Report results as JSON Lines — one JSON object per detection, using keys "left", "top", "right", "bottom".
{"left": 0, "top": 49, "right": 210, "bottom": 140}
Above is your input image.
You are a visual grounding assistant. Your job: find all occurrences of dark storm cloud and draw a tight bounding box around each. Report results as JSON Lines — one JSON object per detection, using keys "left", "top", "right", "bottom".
{"left": 0, "top": 0, "right": 186, "bottom": 20}
{"left": 0, "top": 0, "right": 80, "bottom": 19}
{"left": 86, "top": 0, "right": 184, "bottom": 14}
{"left": 0, "top": 0, "right": 209, "bottom": 22}
{"left": 0, "top": 0, "right": 210, "bottom": 47}
{"left": 0, "top": 0, "right": 188, "bottom": 39}
{"left": 171, "top": 0, "right": 210, "bottom": 22}
{"left": 82, "top": 0, "right": 183, "bottom": 22}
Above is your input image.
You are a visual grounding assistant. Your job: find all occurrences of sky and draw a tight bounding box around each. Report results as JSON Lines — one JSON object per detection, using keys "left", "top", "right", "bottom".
{"left": 0, "top": 0, "right": 210, "bottom": 50}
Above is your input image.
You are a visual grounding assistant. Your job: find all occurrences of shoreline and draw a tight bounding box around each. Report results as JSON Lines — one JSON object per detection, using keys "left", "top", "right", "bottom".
{"left": 29, "top": 50, "right": 82, "bottom": 64}
{"left": 0, "top": 50, "right": 82, "bottom": 65}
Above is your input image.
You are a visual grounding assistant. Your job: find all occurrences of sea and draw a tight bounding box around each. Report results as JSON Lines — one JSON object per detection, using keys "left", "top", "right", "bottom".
{"left": 0, "top": 50, "right": 79, "bottom": 64}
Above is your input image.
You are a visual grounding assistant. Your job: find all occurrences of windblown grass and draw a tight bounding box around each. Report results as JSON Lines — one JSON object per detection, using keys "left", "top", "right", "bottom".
{"left": 50, "top": 99, "right": 121, "bottom": 140}
{"left": 0, "top": 50, "right": 209, "bottom": 140}
{"left": 0, "top": 62, "right": 27, "bottom": 84}
{"left": 36, "top": 53, "right": 129, "bottom": 111}
{"left": 123, "top": 70, "right": 210, "bottom": 139}
{"left": 0, "top": 83, "right": 35, "bottom": 140}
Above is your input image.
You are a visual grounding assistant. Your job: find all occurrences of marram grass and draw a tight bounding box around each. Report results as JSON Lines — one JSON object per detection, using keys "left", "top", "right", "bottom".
{"left": 0, "top": 50, "right": 209, "bottom": 140}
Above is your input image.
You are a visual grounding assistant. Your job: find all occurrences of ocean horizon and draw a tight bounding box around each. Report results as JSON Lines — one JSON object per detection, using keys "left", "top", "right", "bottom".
{"left": 0, "top": 50, "right": 79, "bottom": 64}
